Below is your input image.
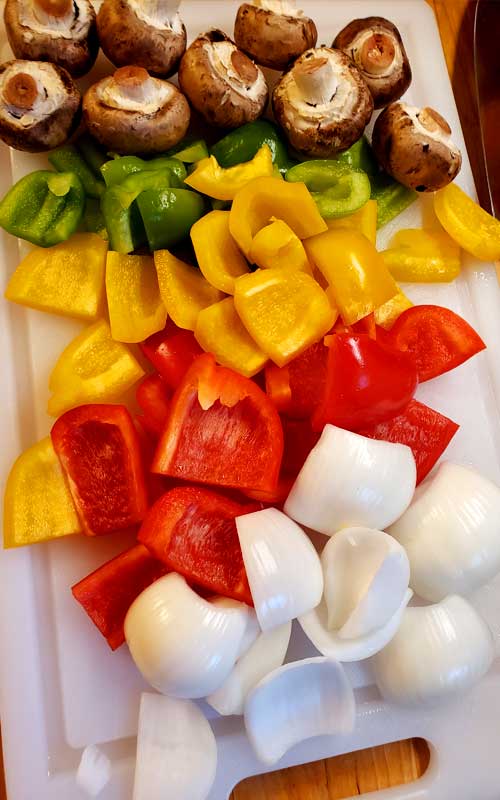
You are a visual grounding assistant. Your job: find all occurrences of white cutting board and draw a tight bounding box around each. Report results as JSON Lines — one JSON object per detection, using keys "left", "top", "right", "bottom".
{"left": 1, "top": 1, "right": 500, "bottom": 798}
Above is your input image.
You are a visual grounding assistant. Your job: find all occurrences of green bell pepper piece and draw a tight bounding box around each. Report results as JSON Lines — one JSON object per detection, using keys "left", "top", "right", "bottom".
{"left": 211, "top": 120, "right": 292, "bottom": 173}
{"left": 286, "top": 160, "right": 371, "bottom": 219}
{"left": 137, "top": 188, "right": 205, "bottom": 251}
{"left": 77, "top": 135, "right": 108, "bottom": 176}
{"left": 82, "top": 198, "right": 108, "bottom": 239}
{"left": 49, "top": 145, "right": 105, "bottom": 199}
{"left": 0, "top": 170, "right": 85, "bottom": 247}
{"left": 164, "top": 139, "right": 209, "bottom": 163}
{"left": 370, "top": 173, "right": 417, "bottom": 229}
{"left": 335, "top": 137, "right": 379, "bottom": 176}
{"left": 101, "top": 156, "right": 186, "bottom": 188}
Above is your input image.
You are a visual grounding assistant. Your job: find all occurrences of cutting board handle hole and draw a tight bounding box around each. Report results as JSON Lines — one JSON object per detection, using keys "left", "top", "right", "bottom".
{"left": 230, "top": 737, "right": 430, "bottom": 799}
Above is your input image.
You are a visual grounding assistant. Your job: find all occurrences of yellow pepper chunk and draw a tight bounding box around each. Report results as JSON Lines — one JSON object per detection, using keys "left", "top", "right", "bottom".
{"left": 249, "top": 218, "right": 313, "bottom": 274}
{"left": 155, "top": 250, "right": 223, "bottom": 331}
{"left": 234, "top": 269, "right": 334, "bottom": 367}
{"left": 48, "top": 320, "right": 145, "bottom": 417}
{"left": 4, "top": 437, "right": 81, "bottom": 548}
{"left": 191, "top": 210, "right": 249, "bottom": 294}
{"left": 374, "top": 289, "right": 414, "bottom": 330}
{"left": 434, "top": 182, "right": 500, "bottom": 261}
{"left": 304, "top": 229, "right": 399, "bottom": 326}
{"left": 230, "top": 177, "right": 328, "bottom": 259}
{"left": 326, "top": 199, "right": 378, "bottom": 245}
{"left": 195, "top": 297, "right": 268, "bottom": 378}
{"left": 184, "top": 144, "right": 274, "bottom": 201}
{"left": 381, "top": 228, "right": 461, "bottom": 282}
{"left": 5, "top": 233, "right": 107, "bottom": 320}
{"left": 106, "top": 252, "right": 167, "bottom": 343}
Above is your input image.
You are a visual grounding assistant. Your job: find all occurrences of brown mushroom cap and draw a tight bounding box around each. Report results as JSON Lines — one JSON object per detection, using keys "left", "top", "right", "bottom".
{"left": 83, "top": 66, "right": 190, "bottom": 155}
{"left": 371, "top": 102, "right": 462, "bottom": 192}
{"left": 97, "top": 0, "right": 187, "bottom": 78}
{"left": 0, "top": 59, "right": 81, "bottom": 151}
{"left": 333, "top": 17, "right": 411, "bottom": 109}
{"left": 178, "top": 29, "right": 268, "bottom": 129}
{"left": 4, "top": 0, "right": 99, "bottom": 78}
{"left": 272, "top": 47, "right": 373, "bottom": 157}
{"left": 234, "top": 2, "right": 317, "bottom": 71}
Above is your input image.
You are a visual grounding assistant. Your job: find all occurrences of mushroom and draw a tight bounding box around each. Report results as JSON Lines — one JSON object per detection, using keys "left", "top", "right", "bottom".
{"left": 178, "top": 29, "right": 268, "bottom": 129}
{"left": 234, "top": 1, "right": 317, "bottom": 71}
{"left": 333, "top": 17, "right": 411, "bottom": 109}
{"left": 97, "top": 0, "right": 187, "bottom": 78}
{"left": 272, "top": 47, "right": 373, "bottom": 157}
{"left": 4, "top": 0, "right": 99, "bottom": 78}
{"left": 371, "top": 102, "right": 462, "bottom": 192}
{"left": 83, "top": 66, "right": 190, "bottom": 155}
{"left": 0, "top": 59, "right": 81, "bottom": 151}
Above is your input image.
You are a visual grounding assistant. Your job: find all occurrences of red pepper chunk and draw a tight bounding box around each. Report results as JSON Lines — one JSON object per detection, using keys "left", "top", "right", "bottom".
{"left": 139, "top": 486, "right": 254, "bottom": 604}
{"left": 265, "top": 339, "right": 329, "bottom": 419}
{"left": 136, "top": 373, "right": 171, "bottom": 436}
{"left": 72, "top": 544, "right": 168, "bottom": 650}
{"left": 358, "top": 399, "right": 459, "bottom": 485}
{"left": 386, "top": 305, "right": 486, "bottom": 382}
{"left": 140, "top": 321, "right": 203, "bottom": 390}
{"left": 153, "top": 354, "right": 284, "bottom": 493}
{"left": 51, "top": 404, "right": 148, "bottom": 536}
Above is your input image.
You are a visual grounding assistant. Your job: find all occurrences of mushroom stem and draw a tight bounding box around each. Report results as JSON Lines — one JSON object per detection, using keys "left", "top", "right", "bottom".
{"left": 2, "top": 73, "right": 40, "bottom": 111}
{"left": 33, "top": 0, "right": 73, "bottom": 21}
{"left": 359, "top": 33, "right": 396, "bottom": 76}
{"left": 294, "top": 57, "right": 338, "bottom": 105}
{"left": 112, "top": 66, "right": 156, "bottom": 103}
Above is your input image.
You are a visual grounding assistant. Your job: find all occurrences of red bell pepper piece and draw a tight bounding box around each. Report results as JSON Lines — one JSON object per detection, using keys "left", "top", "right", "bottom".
{"left": 153, "top": 354, "right": 284, "bottom": 493}
{"left": 386, "top": 305, "right": 486, "bottom": 382}
{"left": 51, "top": 404, "right": 149, "bottom": 536}
{"left": 136, "top": 373, "right": 171, "bottom": 436}
{"left": 139, "top": 486, "right": 254, "bottom": 604}
{"left": 358, "top": 399, "right": 459, "bottom": 485}
{"left": 281, "top": 417, "right": 321, "bottom": 477}
{"left": 351, "top": 312, "right": 377, "bottom": 340}
{"left": 265, "top": 340, "right": 329, "bottom": 419}
{"left": 72, "top": 544, "right": 168, "bottom": 650}
{"left": 140, "top": 321, "right": 203, "bottom": 390}
{"left": 312, "top": 334, "right": 418, "bottom": 432}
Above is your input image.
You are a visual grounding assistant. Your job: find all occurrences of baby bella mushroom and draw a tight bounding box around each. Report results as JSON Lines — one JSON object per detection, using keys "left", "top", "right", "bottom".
{"left": 234, "top": 0, "right": 317, "bottom": 71}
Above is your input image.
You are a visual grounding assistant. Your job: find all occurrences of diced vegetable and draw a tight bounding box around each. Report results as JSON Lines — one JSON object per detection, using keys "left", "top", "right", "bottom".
{"left": 249, "top": 219, "right": 312, "bottom": 273}
{"left": 195, "top": 298, "right": 268, "bottom": 378}
{"left": 211, "top": 120, "right": 292, "bottom": 172}
{"left": 100, "top": 156, "right": 186, "bottom": 189}
{"left": 191, "top": 210, "right": 249, "bottom": 294}
{"left": 106, "top": 252, "right": 166, "bottom": 344}
{"left": 140, "top": 321, "right": 203, "bottom": 390}
{"left": 154, "top": 250, "right": 223, "bottom": 331}
{"left": 374, "top": 289, "right": 413, "bottom": 330}
{"left": 137, "top": 187, "right": 205, "bottom": 251}
{"left": 286, "top": 160, "right": 371, "bottom": 219}
{"left": 325, "top": 199, "right": 377, "bottom": 244}
{"left": 185, "top": 144, "right": 274, "bottom": 201}
{"left": 370, "top": 173, "right": 417, "bottom": 229}
{"left": 49, "top": 145, "right": 105, "bottom": 198}
{"left": 382, "top": 228, "right": 461, "bottom": 282}
{"left": 76, "top": 745, "right": 111, "bottom": 798}
{"left": 136, "top": 374, "right": 171, "bottom": 437}
{"left": 434, "top": 182, "right": 500, "bottom": 261}
{"left": 265, "top": 339, "right": 329, "bottom": 419}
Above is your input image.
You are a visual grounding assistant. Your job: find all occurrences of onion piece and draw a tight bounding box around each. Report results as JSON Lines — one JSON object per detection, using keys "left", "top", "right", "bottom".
{"left": 244, "top": 657, "right": 355, "bottom": 765}
{"left": 236, "top": 507, "right": 323, "bottom": 631}
{"left": 206, "top": 621, "right": 292, "bottom": 716}
{"left": 371, "top": 595, "right": 494, "bottom": 706}
{"left": 284, "top": 425, "right": 416, "bottom": 536}
{"left": 76, "top": 745, "right": 111, "bottom": 798}
{"left": 133, "top": 693, "right": 217, "bottom": 800}
{"left": 388, "top": 461, "right": 500, "bottom": 601}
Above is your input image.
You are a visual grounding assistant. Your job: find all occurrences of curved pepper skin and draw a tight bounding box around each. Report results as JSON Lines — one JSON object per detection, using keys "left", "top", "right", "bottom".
{"left": 0, "top": 170, "right": 85, "bottom": 247}
{"left": 5, "top": 233, "right": 108, "bottom": 320}
{"left": 374, "top": 290, "right": 413, "bottom": 330}
{"left": 154, "top": 250, "right": 223, "bottom": 331}
{"left": 4, "top": 437, "right": 81, "bottom": 548}
{"left": 229, "top": 177, "right": 327, "bottom": 259}
{"left": 136, "top": 374, "right": 172, "bottom": 436}
{"left": 184, "top": 144, "right": 274, "bottom": 201}
{"left": 49, "top": 145, "right": 105, "bottom": 198}
{"left": 326, "top": 200, "right": 377, "bottom": 245}
{"left": 434, "top": 182, "right": 500, "bottom": 261}
{"left": 137, "top": 187, "right": 206, "bottom": 252}
{"left": 211, "top": 120, "right": 292, "bottom": 172}
{"left": 286, "top": 160, "right": 371, "bottom": 219}
{"left": 381, "top": 229, "right": 461, "bottom": 282}
{"left": 370, "top": 173, "right": 417, "bottom": 229}
{"left": 191, "top": 210, "right": 249, "bottom": 294}
{"left": 140, "top": 321, "right": 203, "bottom": 390}
{"left": 304, "top": 229, "right": 399, "bottom": 326}
{"left": 106, "top": 252, "right": 167, "bottom": 344}
{"left": 249, "top": 219, "right": 313, "bottom": 273}
{"left": 100, "top": 156, "right": 186, "bottom": 188}
{"left": 48, "top": 320, "right": 145, "bottom": 417}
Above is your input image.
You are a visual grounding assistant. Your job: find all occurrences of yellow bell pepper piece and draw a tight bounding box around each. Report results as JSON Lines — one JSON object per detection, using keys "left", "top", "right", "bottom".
{"left": 5, "top": 233, "right": 107, "bottom": 320}
{"left": 48, "top": 320, "right": 145, "bottom": 417}
{"left": 191, "top": 210, "right": 249, "bottom": 294}
{"left": 195, "top": 297, "right": 268, "bottom": 378}
{"left": 374, "top": 289, "right": 414, "bottom": 330}
{"left": 230, "top": 177, "right": 328, "bottom": 259}
{"left": 155, "top": 250, "right": 223, "bottom": 331}
{"left": 304, "top": 229, "right": 399, "bottom": 326}
{"left": 106, "top": 252, "right": 167, "bottom": 343}
{"left": 326, "top": 199, "right": 378, "bottom": 245}
{"left": 4, "top": 437, "right": 81, "bottom": 548}
{"left": 434, "top": 182, "right": 500, "bottom": 261}
{"left": 184, "top": 144, "right": 274, "bottom": 201}
{"left": 249, "top": 218, "right": 313, "bottom": 274}
{"left": 381, "top": 228, "right": 461, "bottom": 282}
{"left": 234, "top": 269, "right": 334, "bottom": 367}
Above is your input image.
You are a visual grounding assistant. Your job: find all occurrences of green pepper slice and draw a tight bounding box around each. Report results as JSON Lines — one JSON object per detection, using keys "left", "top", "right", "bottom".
{"left": 101, "top": 156, "right": 186, "bottom": 188}
{"left": 77, "top": 135, "right": 108, "bottom": 176}
{"left": 49, "top": 145, "right": 105, "bottom": 199}
{"left": 370, "top": 173, "right": 417, "bottom": 229}
{"left": 286, "top": 160, "right": 371, "bottom": 219}
{"left": 211, "top": 120, "right": 292, "bottom": 173}
{"left": 0, "top": 170, "right": 85, "bottom": 247}
{"left": 335, "top": 137, "right": 379, "bottom": 176}
{"left": 164, "top": 139, "right": 209, "bottom": 163}
{"left": 82, "top": 198, "right": 108, "bottom": 239}
{"left": 137, "top": 188, "right": 206, "bottom": 251}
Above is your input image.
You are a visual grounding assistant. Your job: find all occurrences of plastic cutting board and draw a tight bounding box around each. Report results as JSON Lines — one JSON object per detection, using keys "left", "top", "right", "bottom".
{"left": 1, "top": 1, "right": 500, "bottom": 798}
